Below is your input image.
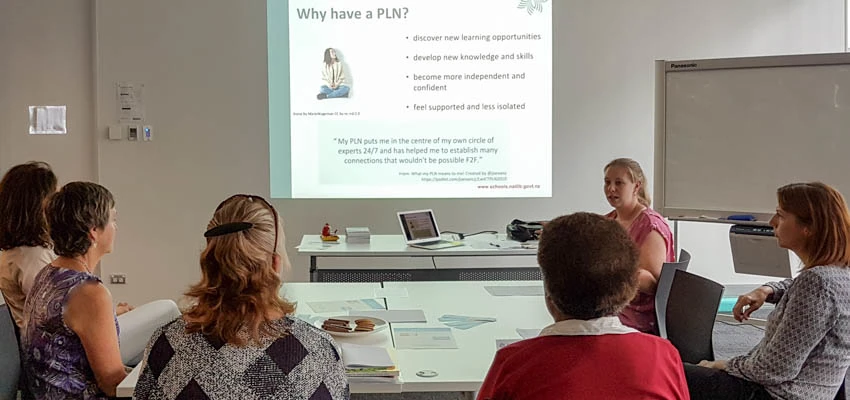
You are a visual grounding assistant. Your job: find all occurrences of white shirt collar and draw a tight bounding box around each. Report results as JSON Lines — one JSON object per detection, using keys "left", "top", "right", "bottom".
{"left": 538, "top": 316, "right": 638, "bottom": 337}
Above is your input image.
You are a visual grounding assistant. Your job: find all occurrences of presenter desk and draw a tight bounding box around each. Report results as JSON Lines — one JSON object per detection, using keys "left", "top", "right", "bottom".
{"left": 298, "top": 234, "right": 540, "bottom": 282}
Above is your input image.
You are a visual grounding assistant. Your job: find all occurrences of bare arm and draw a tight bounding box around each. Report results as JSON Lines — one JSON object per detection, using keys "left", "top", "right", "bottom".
{"left": 636, "top": 230, "right": 667, "bottom": 293}
{"left": 65, "top": 281, "right": 127, "bottom": 397}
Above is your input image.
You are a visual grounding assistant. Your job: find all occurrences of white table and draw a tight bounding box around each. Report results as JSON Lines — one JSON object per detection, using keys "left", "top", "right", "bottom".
{"left": 298, "top": 234, "right": 538, "bottom": 282}
{"left": 117, "top": 282, "right": 401, "bottom": 397}
{"left": 117, "top": 281, "right": 552, "bottom": 397}
{"left": 383, "top": 281, "right": 551, "bottom": 392}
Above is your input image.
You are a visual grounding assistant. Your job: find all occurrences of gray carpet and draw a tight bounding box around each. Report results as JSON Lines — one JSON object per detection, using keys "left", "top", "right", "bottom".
{"left": 713, "top": 318, "right": 765, "bottom": 359}
{"left": 713, "top": 306, "right": 770, "bottom": 360}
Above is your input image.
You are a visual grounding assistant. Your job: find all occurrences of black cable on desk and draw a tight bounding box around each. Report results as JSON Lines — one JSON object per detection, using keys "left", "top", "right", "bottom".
{"left": 440, "top": 230, "right": 498, "bottom": 240}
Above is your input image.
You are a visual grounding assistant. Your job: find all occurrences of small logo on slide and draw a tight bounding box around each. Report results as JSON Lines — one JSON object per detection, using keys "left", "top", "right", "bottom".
{"left": 517, "top": 0, "right": 548, "bottom": 15}
{"left": 670, "top": 63, "right": 698, "bottom": 69}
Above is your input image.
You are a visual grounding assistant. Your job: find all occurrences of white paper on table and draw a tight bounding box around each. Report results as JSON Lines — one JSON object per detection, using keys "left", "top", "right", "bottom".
{"left": 353, "top": 309, "right": 426, "bottom": 323}
{"left": 394, "top": 327, "right": 458, "bottom": 349}
{"left": 296, "top": 241, "right": 340, "bottom": 251}
{"left": 439, "top": 314, "right": 496, "bottom": 330}
{"left": 484, "top": 285, "right": 544, "bottom": 296}
{"left": 348, "top": 376, "right": 399, "bottom": 384}
{"left": 516, "top": 328, "right": 542, "bottom": 339}
{"left": 339, "top": 343, "right": 394, "bottom": 368}
{"left": 373, "top": 287, "right": 409, "bottom": 298}
{"left": 306, "top": 299, "right": 385, "bottom": 313}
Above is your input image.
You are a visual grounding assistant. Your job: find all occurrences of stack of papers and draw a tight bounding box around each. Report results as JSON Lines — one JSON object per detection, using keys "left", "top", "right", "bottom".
{"left": 340, "top": 343, "right": 399, "bottom": 377}
{"left": 438, "top": 314, "right": 496, "bottom": 330}
{"left": 345, "top": 227, "right": 371, "bottom": 244}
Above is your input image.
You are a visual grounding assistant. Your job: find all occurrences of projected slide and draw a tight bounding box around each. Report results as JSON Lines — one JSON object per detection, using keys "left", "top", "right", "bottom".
{"left": 269, "top": 0, "right": 552, "bottom": 198}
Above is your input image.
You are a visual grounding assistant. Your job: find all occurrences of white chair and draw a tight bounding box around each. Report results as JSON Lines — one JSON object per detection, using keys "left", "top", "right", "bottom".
{"left": 118, "top": 299, "right": 181, "bottom": 366}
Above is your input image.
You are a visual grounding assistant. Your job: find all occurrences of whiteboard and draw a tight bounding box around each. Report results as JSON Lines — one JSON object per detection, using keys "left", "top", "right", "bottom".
{"left": 655, "top": 53, "right": 850, "bottom": 222}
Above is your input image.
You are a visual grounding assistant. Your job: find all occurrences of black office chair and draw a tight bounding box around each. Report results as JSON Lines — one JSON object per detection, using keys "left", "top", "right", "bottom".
{"left": 656, "top": 249, "right": 692, "bottom": 338}
{"left": 664, "top": 269, "right": 724, "bottom": 364}
{"left": 1, "top": 303, "right": 23, "bottom": 400}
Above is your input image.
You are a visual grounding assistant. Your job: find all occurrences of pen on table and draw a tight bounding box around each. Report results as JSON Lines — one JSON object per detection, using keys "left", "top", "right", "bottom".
{"left": 489, "top": 242, "right": 501, "bottom": 248}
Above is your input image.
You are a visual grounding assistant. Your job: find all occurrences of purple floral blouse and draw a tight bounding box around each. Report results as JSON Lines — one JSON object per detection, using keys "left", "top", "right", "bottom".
{"left": 22, "top": 266, "right": 119, "bottom": 399}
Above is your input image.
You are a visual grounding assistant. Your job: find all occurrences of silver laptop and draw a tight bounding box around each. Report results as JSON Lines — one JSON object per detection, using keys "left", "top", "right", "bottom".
{"left": 397, "top": 209, "right": 463, "bottom": 250}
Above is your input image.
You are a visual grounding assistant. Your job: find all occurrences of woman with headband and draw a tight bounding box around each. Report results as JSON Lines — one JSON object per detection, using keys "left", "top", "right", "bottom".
{"left": 134, "top": 194, "right": 349, "bottom": 399}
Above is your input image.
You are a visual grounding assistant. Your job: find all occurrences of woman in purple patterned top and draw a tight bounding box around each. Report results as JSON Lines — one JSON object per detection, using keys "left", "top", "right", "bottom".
{"left": 603, "top": 158, "right": 675, "bottom": 334}
{"left": 22, "top": 182, "right": 127, "bottom": 399}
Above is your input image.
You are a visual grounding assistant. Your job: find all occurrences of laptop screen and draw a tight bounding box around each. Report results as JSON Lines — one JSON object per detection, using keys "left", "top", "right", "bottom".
{"left": 398, "top": 210, "right": 440, "bottom": 243}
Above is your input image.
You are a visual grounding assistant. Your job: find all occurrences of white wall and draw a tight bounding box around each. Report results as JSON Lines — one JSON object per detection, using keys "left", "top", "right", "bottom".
{"left": 0, "top": 0, "right": 96, "bottom": 182}
{"left": 1, "top": 0, "right": 843, "bottom": 305}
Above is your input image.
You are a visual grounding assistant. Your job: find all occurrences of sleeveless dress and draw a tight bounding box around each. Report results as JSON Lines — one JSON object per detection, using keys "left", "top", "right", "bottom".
{"left": 22, "top": 266, "right": 119, "bottom": 399}
{"left": 606, "top": 208, "right": 675, "bottom": 333}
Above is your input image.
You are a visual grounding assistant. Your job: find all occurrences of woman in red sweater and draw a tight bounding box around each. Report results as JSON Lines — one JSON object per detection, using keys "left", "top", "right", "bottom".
{"left": 477, "top": 212, "right": 689, "bottom": 400}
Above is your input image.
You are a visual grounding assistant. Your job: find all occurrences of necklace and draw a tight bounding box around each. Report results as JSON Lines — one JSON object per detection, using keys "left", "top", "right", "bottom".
{"left": 70, "top": 257, "right": 92, "bottom": 274}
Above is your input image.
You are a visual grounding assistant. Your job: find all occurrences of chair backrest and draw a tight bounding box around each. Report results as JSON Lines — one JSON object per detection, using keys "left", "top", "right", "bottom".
{"left": 678, "top": 249, "right": 692, "bottom": 265}
{"left": 0, "top": 303, "right": 22, "bottom": 400}
{"left": 665, "top": 269, "right": 724, "bottom": 364}
{"left": 656, "top": 249, "right": 692, "bottom": 337}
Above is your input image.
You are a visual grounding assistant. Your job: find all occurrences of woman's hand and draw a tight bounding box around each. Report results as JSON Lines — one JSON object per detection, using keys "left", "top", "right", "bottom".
{"left": 698, "top": 360, "right": 728, "bottom": 370}
{"left": 733, "top": 286, "right": 773, "bottom": 322}
{"left": 116, "top": 302, "right": 134, "bottom": 316}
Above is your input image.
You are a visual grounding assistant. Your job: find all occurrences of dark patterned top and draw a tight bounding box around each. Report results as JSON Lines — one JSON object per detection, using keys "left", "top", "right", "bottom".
{"left": 134, "top": 316, "right": 350, "bottom": 400}
{"left": 727, "top": 265, "right": 850, "bottom": 400}
{"left": 22, "top": 266, "right": 119, "bottom": 399}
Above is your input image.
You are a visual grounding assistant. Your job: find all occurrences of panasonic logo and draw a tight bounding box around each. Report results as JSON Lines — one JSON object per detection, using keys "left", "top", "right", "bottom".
{"left": 670, "top": 63, "right": 697, "bottom": 69}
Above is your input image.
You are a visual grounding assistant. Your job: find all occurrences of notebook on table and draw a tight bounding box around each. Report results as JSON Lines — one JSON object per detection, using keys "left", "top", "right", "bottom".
{"left": 397, "top": 209, "right": 463, "bottom": 250}
{"left": 339, "top": 343, "right": 399, "bottom": 377}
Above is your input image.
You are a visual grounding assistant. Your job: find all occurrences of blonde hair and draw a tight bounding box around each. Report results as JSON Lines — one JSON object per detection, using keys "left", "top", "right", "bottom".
{"left": 184, "top": 195, "right": 295, "bottom": 346}
{"left": 605, "top": 158, "right": 651, "bottom": 207}
{"left": 777, "top": 182, "right": 850, "bottom": 269}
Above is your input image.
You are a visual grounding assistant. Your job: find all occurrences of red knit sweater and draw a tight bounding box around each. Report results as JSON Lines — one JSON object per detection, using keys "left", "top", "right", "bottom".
{"left": 477, "top": 333, "right": 689, "bottom": 400}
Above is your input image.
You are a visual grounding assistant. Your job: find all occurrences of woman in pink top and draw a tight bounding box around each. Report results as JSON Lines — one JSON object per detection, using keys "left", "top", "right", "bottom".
{"left": 604, "top": 158, "right": 675, "bottom": 333}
